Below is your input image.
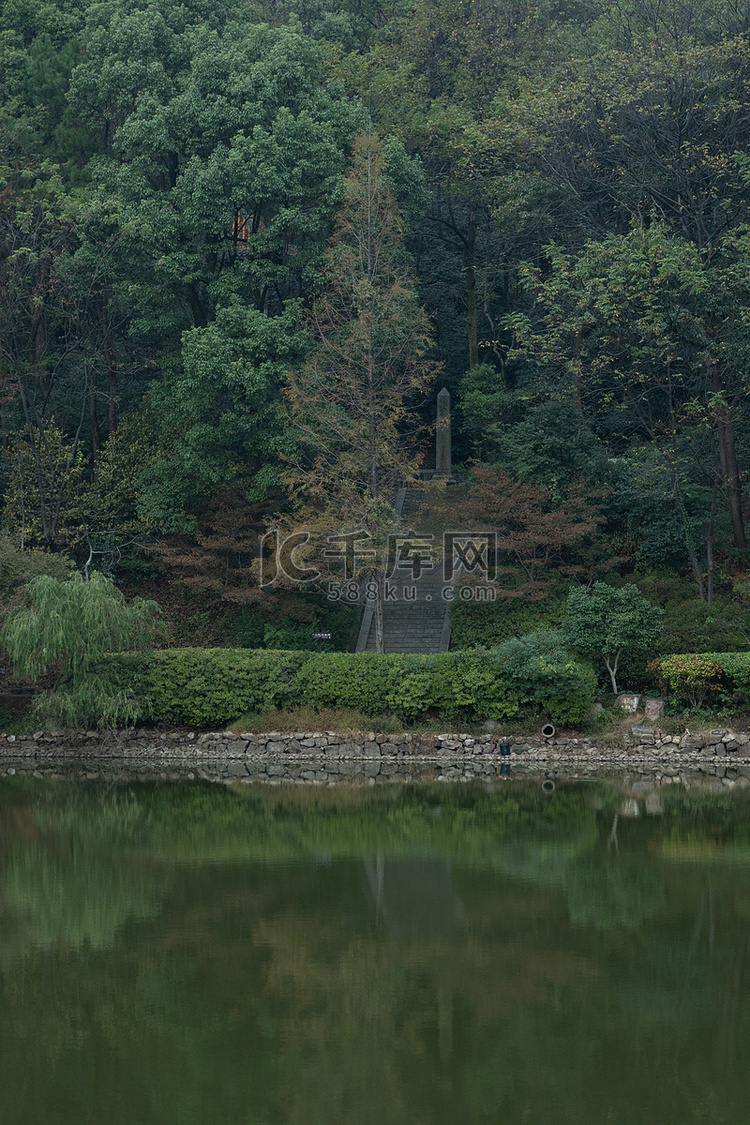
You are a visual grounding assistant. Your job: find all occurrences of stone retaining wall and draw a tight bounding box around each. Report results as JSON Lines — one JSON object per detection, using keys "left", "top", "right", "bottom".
{"left": 2, "top": 726, "right": 750, "bottom": 790}
{"left": 4, "top": 724, "right": 750, "bottom": 758}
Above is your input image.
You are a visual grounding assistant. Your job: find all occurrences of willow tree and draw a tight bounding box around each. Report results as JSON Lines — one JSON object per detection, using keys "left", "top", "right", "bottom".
{"left": 283, "top": 132, "right": 440, "bottom": 651}
{"left": 2, "top": 572, "right": 161, "bottom": 728}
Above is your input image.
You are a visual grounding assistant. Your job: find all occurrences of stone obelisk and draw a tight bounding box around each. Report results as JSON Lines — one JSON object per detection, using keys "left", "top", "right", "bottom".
{"left": 435, "top": 387, "right": 451, "bottom": 477}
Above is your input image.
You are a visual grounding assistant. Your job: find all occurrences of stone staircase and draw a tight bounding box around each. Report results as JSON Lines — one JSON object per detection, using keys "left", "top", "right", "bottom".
{"left": 355, "top": 487, "right": 451, "bottom": 654}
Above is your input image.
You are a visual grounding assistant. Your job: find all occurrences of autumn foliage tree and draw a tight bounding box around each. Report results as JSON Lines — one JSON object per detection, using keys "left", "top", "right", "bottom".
{"left": 154, "top": 490, "right": 263, "bottom": 606}
{"left": 282, "top": 132, "right": 440, "bottom": 651}
{"left": 450, "top": 465, "right": 603, "bottom": 597}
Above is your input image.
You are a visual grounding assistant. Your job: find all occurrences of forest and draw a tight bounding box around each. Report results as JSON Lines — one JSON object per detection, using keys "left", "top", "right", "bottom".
{"left": 4, "top": 0, "right": 750, "bottom": 667}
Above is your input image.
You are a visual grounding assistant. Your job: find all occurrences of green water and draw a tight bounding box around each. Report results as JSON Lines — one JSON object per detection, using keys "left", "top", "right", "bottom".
{"left": 1, "top": 778, "right": 749, "bottom": 1125}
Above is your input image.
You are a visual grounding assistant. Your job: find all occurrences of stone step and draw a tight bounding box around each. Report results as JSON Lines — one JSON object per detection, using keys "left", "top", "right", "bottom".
{"left": 355, "top": 486, "right": 453, "bottom": 655}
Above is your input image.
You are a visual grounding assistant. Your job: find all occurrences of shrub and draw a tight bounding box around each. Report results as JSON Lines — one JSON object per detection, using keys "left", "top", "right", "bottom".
{"left": 650, "top": 654, "right": 723, "bottom": 708}
{"left": 650, "top": 651, "right": 750, "bottom": 708}
{"left": 136, "top": 649, "right": 314, "bottom": 728}
{"left": 299, "top": 651, "right": 526, "bottom": 723}
{"left": 632, "top": 571, "right": 750, "bottom": 653}
{"left": 297, "top": 652, "right": 401, "bottom": 715}
{"left": 449, "top": 594, "right": 565, "bottom": 649}
{"left": 436, "top": 653, "right": 523, "bottom": 722}
{"left": 712, "top": 653, "right": 750, "bottom": 697}
{"left": 660, "top": 598, "right": 748, "bottom": 654}
{"left": 110, "top": 645, "right": 597, "bottom": 729}
{"left": 493, "top": 632, "right": 597, "bottom": 725}
{"left": 384, "top": 658, "right": 445, "bottom": 722}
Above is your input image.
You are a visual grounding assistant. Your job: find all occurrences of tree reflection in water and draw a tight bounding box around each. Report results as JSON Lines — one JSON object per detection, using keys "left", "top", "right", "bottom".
{"left": 0, "top": 778, "right": 749, "bottom": 1125}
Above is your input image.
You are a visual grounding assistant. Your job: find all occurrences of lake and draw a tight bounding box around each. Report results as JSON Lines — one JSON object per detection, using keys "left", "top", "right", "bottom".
{"left": 1, "top": 776, "right": 748, "bottom": 1124}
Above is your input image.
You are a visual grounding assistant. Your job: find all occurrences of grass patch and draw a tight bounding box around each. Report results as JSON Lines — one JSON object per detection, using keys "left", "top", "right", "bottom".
{"left": 229, "top": 707, "right": 566, "bottom": 737}
{"left": 229, "top": 706, "right": 406, "bottom": 734}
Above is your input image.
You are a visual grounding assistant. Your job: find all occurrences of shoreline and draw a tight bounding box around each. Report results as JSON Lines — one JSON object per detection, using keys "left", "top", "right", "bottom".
{"left": 1, "top": 726, "right": 750, "bottom": 790}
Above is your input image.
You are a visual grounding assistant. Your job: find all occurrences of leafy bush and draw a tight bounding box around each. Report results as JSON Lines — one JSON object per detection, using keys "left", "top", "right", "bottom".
{"left": 297, "top": 652, "right": 401, "bottom": 715}
{"left": 649, "top": 654, "right": 724, "bottom": 708}
{"left": 384, "top": 658, "right": 445, "bottom": 722}
{"left": 712, "top": 653, "right": 750, "bottom": 696}
{"left": 493, "top": 632, "right": 597, "bottom": 725}
{"left": 436, "top": 654, "right": 524, "bottom": 722}
{"left": 650, "top": 652, "right": 750, "bottom": 708}
{"left": 631, "top": 571, "right": 750, "bottom": 653}
{"left": 298, "top": 651, "right": 525, "bottom": 723}
{"left": 263, "top": 601, "right": 357, "bottom": 651}
{"left": 135, "top": 649, "right": 314, "bottom": 728}
{"left": 227, "top": 598, "right": 358, "bottom": 651}
{"left": 449, "top": 594, "right": 565, "bottom": 649}
{"left": 109, "top": 646, "right": 597, "bottom": 729}
{"left": 659, "top": 598, "right": 748, "bottom": 654}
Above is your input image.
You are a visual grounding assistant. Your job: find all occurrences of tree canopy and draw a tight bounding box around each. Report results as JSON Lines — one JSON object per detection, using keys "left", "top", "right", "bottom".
{"left": 4, "top": 0, "right": 750, "bottom": 672}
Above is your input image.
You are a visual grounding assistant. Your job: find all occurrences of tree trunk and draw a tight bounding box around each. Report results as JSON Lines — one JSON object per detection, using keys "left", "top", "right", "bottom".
{"left": 464, "top": 254, "right": 478, "bottom": 370}
{"left": 463, "top": 216, "right": 479, "bottom": 370}
{"left": 107, "top": 343, "right": 117, "bottom": 436}
{"left": 187, "top": 281, "right": 208, "bottom": 328}
{"left": 89, "top": 366, "right": 100, "bottom": 470}
{"left": 706, "top": 482, "right": 718, "bottom": 604}
{"left": 605, "top": 653, "right": 619, "bottom": 696}
{"left": 374, "top": 583, "right": 385, "bottom": 653}
{"left": 671, "top": 464, "right": 706, "bottom": 600}
{"left": 711, "top": 366, "right": 746, "bottom": 550}
{"left": 717, "top": 405, "right": 746, "bottom": 550}
{"left": 367, "top": 318, "right": 377, "bottom": 497}
{"left": 687, "top": 542, "right": 707, "bottom": 601}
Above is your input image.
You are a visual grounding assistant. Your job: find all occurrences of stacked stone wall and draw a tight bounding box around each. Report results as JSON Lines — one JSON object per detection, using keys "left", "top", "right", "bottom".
{"left": 2, "top": 726, "right": 750, "bottom": 790}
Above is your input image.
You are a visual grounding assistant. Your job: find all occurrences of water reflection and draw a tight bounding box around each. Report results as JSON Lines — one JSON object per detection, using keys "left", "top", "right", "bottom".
{"left": 0, "top": 779, "right": 749, "bottom": 1124}
{"left": 365, "top": 858, "right": 465, "bottom": 940}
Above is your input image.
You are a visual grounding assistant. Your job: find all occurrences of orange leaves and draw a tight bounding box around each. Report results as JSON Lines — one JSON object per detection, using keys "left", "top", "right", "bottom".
{"left": 447, "top": 465, "right": 603, "bottom": 595}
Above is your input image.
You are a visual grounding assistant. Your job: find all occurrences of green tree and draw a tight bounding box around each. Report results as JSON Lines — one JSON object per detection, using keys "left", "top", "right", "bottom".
{"left": 2, "top": 419, "right": 86, "bottom": 551}
{"left": 510, "top": 224, "right": 750, "bottom": 571}
{"left": 139, "top": 301, "right": 308, "bottom": 530}
{"left": 0, "top": 177, "right": 118, "bottom": 545}
{"left": 347, "top": 0, "right": 572, "bottom": 378}
{"left": 1, "top": 571, "right": 161, "bottom": 727}
{"left": 459, "top": 365, "right": 610, "bottom": 494}
{"left": 67, "top": 9, "right": 367, "bottom": 528}
{"left": 564, "top": 581, "right": 664, "bottom": 695}
{"left": 479, "top": 6, "right": 750, "bottom": 249}
{"left": 282, "top": 131, "right": 440, "bottom": 651}
{"left": 74, "top": 13, "right": 366, "bottom": 336}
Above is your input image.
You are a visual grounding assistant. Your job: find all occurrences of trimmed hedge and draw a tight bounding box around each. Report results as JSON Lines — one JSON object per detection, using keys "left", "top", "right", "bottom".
{"left": 110, "top": 649, "right": 312, "bottom": 728}
{"left": 650, "top": 652, "right": 750, "bottom": 708}
{"left": 109, "top": 645, "right": 596, "bottom": 728}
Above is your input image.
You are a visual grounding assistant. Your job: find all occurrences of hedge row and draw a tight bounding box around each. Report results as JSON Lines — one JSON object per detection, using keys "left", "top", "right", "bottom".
{"left": 109, "top": 647, "right": 596, "bottom": 729}
{"left": 650, "top": 652, "right": 750, "bottom": 708}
